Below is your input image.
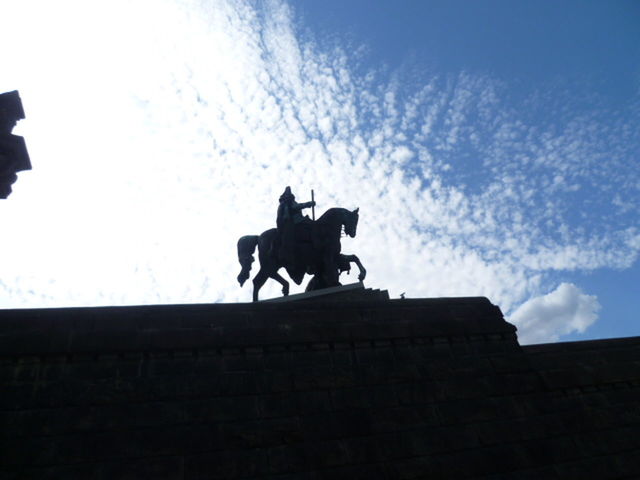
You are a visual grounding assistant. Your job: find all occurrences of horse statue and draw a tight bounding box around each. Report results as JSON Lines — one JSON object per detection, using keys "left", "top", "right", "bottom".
{"left": 237, "top": 206, "right": 363, "bottom": 301}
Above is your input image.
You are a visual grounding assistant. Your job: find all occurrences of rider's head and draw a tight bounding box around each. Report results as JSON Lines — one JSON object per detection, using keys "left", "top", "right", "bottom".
{"left": 0, "top": 91, "right": 25, "bottom": 135}
{"left": 279, "top": 186, "right": 295, "bottom": 203}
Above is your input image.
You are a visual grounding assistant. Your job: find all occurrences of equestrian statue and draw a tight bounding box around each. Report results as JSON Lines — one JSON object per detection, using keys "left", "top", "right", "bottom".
{"left": 237, "top": 186, "right": 365, "bottom": 301}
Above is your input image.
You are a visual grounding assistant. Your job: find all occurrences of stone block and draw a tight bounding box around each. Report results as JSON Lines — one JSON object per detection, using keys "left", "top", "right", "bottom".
{"left": 369, "top": 405, "right": 423, "bottom": 433}
{"left": 65, "top": 357, "right": 142, "bottom": 380}
{"left": 482, "top": 372, "right": 544, "bottom": 396}
{"left": 258, "top": 391, "right": 297, "bottom": 418}
{"left": 592, "top": 361, "right": 640, "bottom": 384}
{"left": 258, "top": 371, "right": 294, "bottom": 393}
{"left": 0, "top": 332, "right": 61, "bottom": 355}
{"left": 221, "top": 352, "right": 264, "bottom": 372}
{"left": 515, "top": 413, "right": 570, "bottom": 440}
{"left": 191, "top": 354, "right": 225, "bottom": 376}
{"left": 503, "top": 466, "right": 561, "bottom": 480}
{"left": 436, "top": 444, "right": 524, "bottom": 478}
{"left": 1, "top": 456, "right": 184, "bottom": 480}
{"left": 395, "top": 381, "right": 440, "bottom": 405}
{"left": 0, "top": 435, "right": 57, "bottom": 467}
{"left": 331, "top": 384, "right": 399, "bottom": 410}
{"left": 469, "top": 338, "right": 518, "bottom": 356}
{"left": 267, "top": 444, "right": 308, "bottom": 474}
{"left": 391, "top": 455, "right": 442, "bottom": 479}
{"left": 186, "top": 448, "right": 269, "bottom": 479}
{"left": 70, "top": 330, "right": 137, "bottom": 353}
{"left": 517, "top": 436, "right": 581, "bottom": 467}
{"left": 303, "top": 439, "right": 350, "bottom": 469}
{"left": 220, "top": 417, "right": 302, "bottom": 448}
{"left": 553, "top": 454, "right": 626, "bottom": 480}
{"left": 299, "top": 412, "right": 340, "bottom": 440}
{"left": 488, "top": 353, "right": 533, "bottom": 374}
{"left": 539, "top": 368, "right": 596, "bottom": 390}
{"left": 438, "top": 396, "right": 519, "bottom": 425}
{"left": 599, "top": 345, "right": 640, "bottom": 363}
{"left": 573, "top": 426, "right": 640, "bottom": 457}
{"left": 405, "top": 424, "right": 479, "bottom": 456}
{"left": 263, "top": 351, "right": 292, "bottom": 370}
{"left": 316, "top": 462, "right": 394, "bottom": 480}
{"left": 441, "top": 374, "right": 493, "bottom": 399}
{"left": 183, "top": 396, "right": 259, "bottom": 424}
{"left": 292, "top": 350, "right": 332, "bottom": 369}
{"left": 602, "top": 386, "right": 640, "bottom": 405}
{"left": 473, "top": 419, "right": 523, "bottom": 446}
{"left": 293, "top": 366, "right": 335, "bottom": 390}
{"left": 355, "top": 348, "right": 378, "bottom": 365}
{"left": 0, "top": 361, "right": 40, "bottom": 382}
{"left": 516, "top": 392, "right": 575, "bottom": 417}
{"left": 331, "top": 349, "right": 355, "bottom": 367}
{"left": 341, "top": 434, "right": 389, "bottom": 464}
{"left": 295, "top": 389, "right": 334, "bottom": 414}
{"left": 358, "top": 363, "right": 420, "bottom": 386}
{"left": 333, "top": 365, "right": 359, "bottom": 388}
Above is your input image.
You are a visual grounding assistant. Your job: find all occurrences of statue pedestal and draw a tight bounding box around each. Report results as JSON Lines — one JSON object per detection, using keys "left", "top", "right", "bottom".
{"left": 261, "top": 281, "right": 389, "bottom": 303}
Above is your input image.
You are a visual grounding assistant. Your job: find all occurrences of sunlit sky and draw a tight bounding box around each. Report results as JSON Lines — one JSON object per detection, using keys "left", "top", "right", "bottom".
{"left": 1, "top": 0, "right": 638, "bottom": 344}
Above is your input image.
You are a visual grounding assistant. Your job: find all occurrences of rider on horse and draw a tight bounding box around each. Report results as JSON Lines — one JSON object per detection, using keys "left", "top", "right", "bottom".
{"left": 237, "top": 188, "right": 361, "bottom": 300}
{"left": 276, "top": 186, "right": 315, "bottom": 270}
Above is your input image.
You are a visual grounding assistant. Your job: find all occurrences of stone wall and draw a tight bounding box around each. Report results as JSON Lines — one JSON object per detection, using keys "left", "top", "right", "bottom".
{"left": 1, "top": 297, "right": 639, "bottom": 479}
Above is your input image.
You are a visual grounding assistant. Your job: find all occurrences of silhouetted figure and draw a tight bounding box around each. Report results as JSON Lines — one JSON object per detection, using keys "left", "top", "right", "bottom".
{"left": 276, "top": 186, "right": 315, "bottom": 271}
{"left": 238, "top": 188, "right": 361, "bottom": 300}
{"left": 304, "top": 253, "right": 367, "bottom": 292}
{"left": 0, "top": 91, "right": 30, "bottom": 199}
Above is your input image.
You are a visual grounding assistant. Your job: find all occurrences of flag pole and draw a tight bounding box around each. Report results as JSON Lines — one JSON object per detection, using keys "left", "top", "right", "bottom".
{"left": 311, "top": 189, "right": 315, "bottom": 221}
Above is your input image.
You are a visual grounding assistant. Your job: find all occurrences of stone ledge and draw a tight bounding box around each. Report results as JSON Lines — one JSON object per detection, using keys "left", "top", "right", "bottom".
{"left": 0, "top": 296, "right": 515, "bottom": 357}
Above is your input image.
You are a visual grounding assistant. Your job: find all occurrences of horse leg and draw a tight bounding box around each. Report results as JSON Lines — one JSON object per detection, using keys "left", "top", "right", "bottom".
{"left": 342, "top": 254, "right": 366, "bottom": 282}
{"left": 252, "top": 269, "right": 269, "bottom": 302}
{"left": 272, "top": 271, "right": 290, "bottom": 296}
{"left": 236, "top": 235, "right": 258, "bottom": 286}
{"left": 322, "top": 253, "right": 340, "bottom": 287}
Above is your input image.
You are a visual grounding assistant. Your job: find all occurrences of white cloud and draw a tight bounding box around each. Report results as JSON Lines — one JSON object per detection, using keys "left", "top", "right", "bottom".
{"left": 510, "top": 283, "right": 600, "bottom": 344}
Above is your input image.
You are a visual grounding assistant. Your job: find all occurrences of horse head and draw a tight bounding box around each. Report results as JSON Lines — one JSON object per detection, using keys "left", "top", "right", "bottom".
{"left": 344, "top": 207, "right": 359, "bottom": 238}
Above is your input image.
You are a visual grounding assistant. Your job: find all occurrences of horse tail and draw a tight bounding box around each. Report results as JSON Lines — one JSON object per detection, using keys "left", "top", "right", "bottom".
{"left": 237, "top": 235, "right": 259, "bottom": 286}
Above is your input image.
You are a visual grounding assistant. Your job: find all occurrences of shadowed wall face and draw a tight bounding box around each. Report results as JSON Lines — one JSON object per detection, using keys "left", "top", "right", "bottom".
{"left": 1, "top": 297, "right": 640, "bottom": 479}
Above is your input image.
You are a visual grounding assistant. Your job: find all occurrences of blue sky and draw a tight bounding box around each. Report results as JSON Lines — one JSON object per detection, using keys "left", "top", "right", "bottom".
{"left": 301, "top": 1, "right": 639, "bottom": 89}
{"left": 0, "top": 0, "right": 638, "bottom": 344}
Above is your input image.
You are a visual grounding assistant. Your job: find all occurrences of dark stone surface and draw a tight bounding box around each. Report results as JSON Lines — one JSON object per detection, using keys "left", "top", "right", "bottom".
{"left": 0, "top": 90, "right": 30, "bottom": 199}
{"left": 1, "top": 296, "right": 639, "bottom": 479}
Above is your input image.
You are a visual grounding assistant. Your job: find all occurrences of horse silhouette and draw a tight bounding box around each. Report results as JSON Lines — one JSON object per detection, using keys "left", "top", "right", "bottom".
{"left": 237, "top": 207, "right": 362, "bottom": 301}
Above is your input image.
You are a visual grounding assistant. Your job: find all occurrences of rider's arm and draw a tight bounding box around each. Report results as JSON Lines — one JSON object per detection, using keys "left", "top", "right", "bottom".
{"left": 294, "top": 201, "right": 316, "bottom": 211}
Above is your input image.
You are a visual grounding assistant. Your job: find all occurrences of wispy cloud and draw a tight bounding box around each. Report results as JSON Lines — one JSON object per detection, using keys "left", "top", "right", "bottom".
{"left": 0, "top": 0, "right": 638, "bottom": 344}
